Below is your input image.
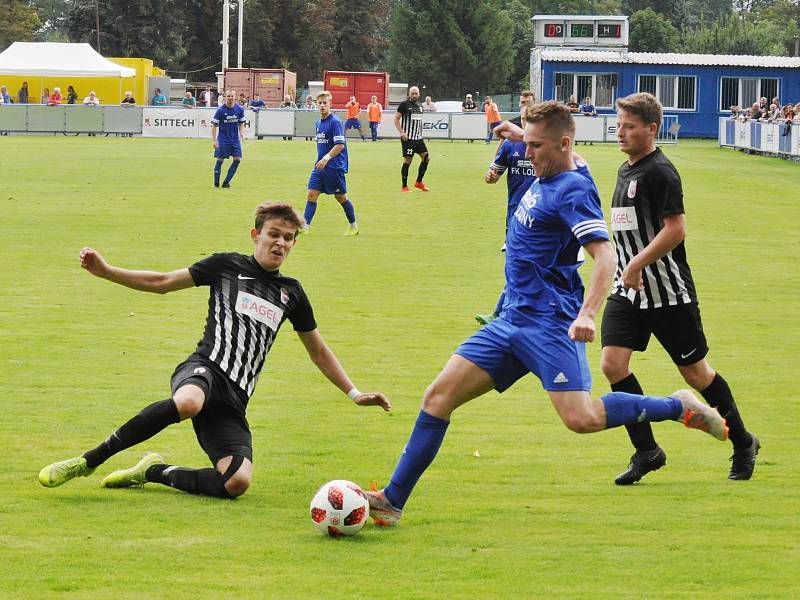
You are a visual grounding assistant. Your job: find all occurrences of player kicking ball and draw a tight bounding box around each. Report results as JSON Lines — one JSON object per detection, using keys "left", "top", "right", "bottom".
{"left": 365, "top": 102, "right": 728, "bottom": 526}
{"left": 39, "top": 202, "right": 389, "bottom": 499}
{"left": 301, "top": 91, "right": 360, "bottom": 236}
{"left": 212, "top": 90, "right": 245, "bottom": 188}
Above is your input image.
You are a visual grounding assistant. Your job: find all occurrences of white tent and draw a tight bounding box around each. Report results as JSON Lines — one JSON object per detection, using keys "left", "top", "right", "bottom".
{"left": 0, "top": 42, "right": 136, "bottom": 77}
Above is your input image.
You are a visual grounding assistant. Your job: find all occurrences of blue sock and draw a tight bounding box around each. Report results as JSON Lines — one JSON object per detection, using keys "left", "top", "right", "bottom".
{"left": 303, "top": 201, "right": 317, "bottom": 225}
{"left": 223, "top": 160, "right": 239, "bottom": 184}
{"left": 213, "top": 160, "right": 222, "bottom": 185}
{"left": 384, "top": 410, "right": 449, "bottom": 509}
{"left": 341, "top": 200, "right": 356, "bottom": 224}
{"left": 601, "top": 391, "right": 683, "bottom": 429}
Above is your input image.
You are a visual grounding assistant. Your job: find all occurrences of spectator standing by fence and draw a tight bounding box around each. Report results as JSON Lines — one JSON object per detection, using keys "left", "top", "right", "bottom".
{"left": 368, "top": 95, "right": 382, "bottom": 141}
{"left": 249, "top": 94, "right": 266, "bottom": 111}
{"left": 49, "top": 87, "right": 62, "bottom": 106}
{"left": 0, "top": 85, "right": 10, "bottom": 105}
{"left": 151, "top": 88, "right": 167, "bottom": 106}
{"left": 422, "top": 96, "right": 437, "bottom": 112}
{"left": 66, "top": 86, "right": 78, "bottom": 104}
{"left": 17, "top": 82, "right": 28, "bottom": 104}
{"left": 182, "top": 92, "right": 196, "bottom": 108}
{"left": 484, "top": 96, "right": 502, "bottom": 144}
{"left": 41, "top": 88, "right": 50, "bottom": 104}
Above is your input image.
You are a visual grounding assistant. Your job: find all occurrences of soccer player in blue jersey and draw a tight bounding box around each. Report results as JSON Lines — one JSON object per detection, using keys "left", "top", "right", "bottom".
{"left": 211, "top": 90, "right": 245, "bottom": 188}
{"left": 301, "top": 91, "right": 359, "bottom": 236}
{"left": 365, "top": 102, "right": 729, "bottom": 527}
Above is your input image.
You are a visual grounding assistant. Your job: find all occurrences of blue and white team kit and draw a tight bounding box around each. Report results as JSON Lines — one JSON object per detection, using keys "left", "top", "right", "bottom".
{"left": 457, "top": 165, "right": 609, "bottom": 392}
{"left": 212, "top": 103, "right": 246, "bottom": 159}
{"left": 308, "top": 113, "right": 349, "bottom": 194}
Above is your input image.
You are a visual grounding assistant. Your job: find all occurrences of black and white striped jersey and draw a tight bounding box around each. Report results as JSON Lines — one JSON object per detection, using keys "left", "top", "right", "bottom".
{"left": 396, "top": 99, "right": 424, "bottom": 140}
{"left": 188, "top": 253, "right": 317, "bottom": 398}
{"left": 610, "top": 148, "right": 697, "bottom": 308}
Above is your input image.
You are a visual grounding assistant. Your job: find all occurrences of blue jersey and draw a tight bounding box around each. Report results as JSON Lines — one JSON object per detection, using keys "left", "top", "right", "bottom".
{"left": 315, "top": 114, "right": 348, "bottom": 172}
{"left": 490, "top": 139, "right": 536, "bottom": 219}
{"left": 503, "top": 169, "right": 609, "bottom": 320}
{"left": 212, "top": 104, "right": 246, "bottom": 144}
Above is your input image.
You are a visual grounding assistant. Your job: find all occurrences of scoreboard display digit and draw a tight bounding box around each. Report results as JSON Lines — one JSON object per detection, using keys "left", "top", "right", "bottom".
{"left": 569, "top": 24, "right": 594, "bottom": 38}
{"left": 544, "top": 23, "right": 564, "bottom": 38}
{"left": 598, "top": 23, "right": 622, "bottom": 38}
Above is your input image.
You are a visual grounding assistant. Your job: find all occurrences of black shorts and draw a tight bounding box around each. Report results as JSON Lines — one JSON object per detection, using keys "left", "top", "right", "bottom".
{"left": 401, "top": 139, "right": 428, "bottom": 157}
{"left": 601, "top": 295, "right": 709, "bottom": 366}
{"left": 171, "top": 358, "right": 253, "bottom": 465}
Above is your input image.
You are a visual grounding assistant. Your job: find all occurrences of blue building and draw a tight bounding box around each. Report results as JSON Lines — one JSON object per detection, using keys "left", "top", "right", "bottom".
{"left": 532, "top": 49, "right": 800, "bottom": 138}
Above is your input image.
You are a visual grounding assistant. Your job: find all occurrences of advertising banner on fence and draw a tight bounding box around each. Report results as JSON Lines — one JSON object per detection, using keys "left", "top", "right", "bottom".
{"left": 143, "top": 107, "right": 257, "bottom": 138}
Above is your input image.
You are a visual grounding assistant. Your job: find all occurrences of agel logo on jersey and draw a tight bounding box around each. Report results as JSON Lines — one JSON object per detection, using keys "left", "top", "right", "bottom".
{"left": 236, "top": 291, "right": 284, "bottom": 331}
{"left": 611, "top": 207, "right": 638, "bottom": 231}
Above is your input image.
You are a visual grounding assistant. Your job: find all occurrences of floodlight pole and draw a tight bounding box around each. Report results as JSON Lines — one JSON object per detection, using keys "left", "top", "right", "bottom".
{"left": 95, "top": 0, "right": 101, "bottom": 52}
{"left": 237, "top": 0, "right": 244, "bottom": 68}
{"left": 222, "top": 0, "right": 230, "bottom": 72}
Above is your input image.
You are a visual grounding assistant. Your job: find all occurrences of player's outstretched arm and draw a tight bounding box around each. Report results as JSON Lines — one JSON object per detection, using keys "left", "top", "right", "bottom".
{"left": 296, "top": 329, "right": 391, "bottom": 411}
{"left": 78, "top": 247, "right": 195, "bottom": 294}
{"left": 568, "top": 240, "right": 615, "bottom": 342}
{"left": 494, "top": 121, "right": 523, "bottom": 141}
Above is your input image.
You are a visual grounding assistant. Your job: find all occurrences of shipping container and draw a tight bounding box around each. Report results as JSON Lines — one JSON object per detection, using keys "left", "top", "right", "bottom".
{"left": 323, "top": 71, "right": 390, "bottom": 109}
{"left": 252, "top": 69, "right": 296, "bottom": 107}
{"left": 223, "top": 68, "right": 297, "bottom": 107}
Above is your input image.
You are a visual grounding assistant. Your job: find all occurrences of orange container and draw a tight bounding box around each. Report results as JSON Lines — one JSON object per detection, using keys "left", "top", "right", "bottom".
{"left": 323, "top": 71, "right": 390, "bottom": 109}
{"left": 223, "top": 67, "right": 297, "bottom": 107}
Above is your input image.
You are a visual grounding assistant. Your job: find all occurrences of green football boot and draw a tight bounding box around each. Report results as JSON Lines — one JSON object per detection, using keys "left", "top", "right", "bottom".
{"left": 474, "top": 312, "right": 498, "bottom": 326}
{"left": 99, "top": 452, "right": 164, "bottom": 489}
{"left": 38, "top": 456, "right": 95, "bottom": 488}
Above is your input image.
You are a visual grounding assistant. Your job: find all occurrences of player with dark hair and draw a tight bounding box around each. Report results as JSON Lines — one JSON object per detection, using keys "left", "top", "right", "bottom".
{"left": 212, "top": 90, "right": 245, "bottom": 188}
{"left": 301, "top": 91, "right": 359, "bottom": 236}
{"left": 365, "top": 102, "right": 728, "bottom": 527}
{"left": 602, "top": 92, "right": 759, "bottom": 484}
{"left": 39, "top": 202, "right": 390, "bottom": 498}
{"left": 395, "top": 86, "right": 430, "bottom": 193}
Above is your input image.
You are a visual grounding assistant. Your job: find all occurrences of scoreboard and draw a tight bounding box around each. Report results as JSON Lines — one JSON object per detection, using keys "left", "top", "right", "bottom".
{"left": 533, "top": 15, "right": 628, "bottom": 48}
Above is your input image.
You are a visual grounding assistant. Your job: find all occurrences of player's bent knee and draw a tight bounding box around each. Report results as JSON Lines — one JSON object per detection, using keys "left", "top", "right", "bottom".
{"left": 219, "top": 454, "right": 250, "bottom": 498}
{"left": 172, "top": 388, "right": 205, "bottom": 419}
{"left": 421, "top": 382, "right": 456, "bottom": 418}
{"left": 224, "top": 472, "right": 251, "bottom": 498}
{"left": 561, "top": 411, "right": 602, "bottom": 434}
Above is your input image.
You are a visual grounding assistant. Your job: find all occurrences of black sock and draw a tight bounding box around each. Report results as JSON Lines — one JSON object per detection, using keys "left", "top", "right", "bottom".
{"left": 700, "top": 373, "right": 751, "bottom": 449}
{"left": 401, "top": 163, "right": 409, "bottom": 187}
{"left": 83, "top": 399, "right": 180, "bottom": 468}
{"left": 612, "top": 373, "right": 658, "bottom": 452}
{"left": 146, "top": 464, "right": 231, "bottom": 498}
{"left": 416, "top": 159, "right": 429, "bottom": 182}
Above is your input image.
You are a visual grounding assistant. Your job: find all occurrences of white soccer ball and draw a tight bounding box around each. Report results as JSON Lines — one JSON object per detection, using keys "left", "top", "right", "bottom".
{"left": 310, "top": 480, "right": 369, "bottom": 537}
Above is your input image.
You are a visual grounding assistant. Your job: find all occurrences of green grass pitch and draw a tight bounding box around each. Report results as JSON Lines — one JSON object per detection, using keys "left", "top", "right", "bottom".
{"left": 1, "top": 135, "right": 798, "bottom": 598}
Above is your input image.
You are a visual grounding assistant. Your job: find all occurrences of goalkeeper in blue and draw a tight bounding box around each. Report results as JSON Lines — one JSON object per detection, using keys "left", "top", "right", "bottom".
{"left": 365, "top": 102, "right": 728, "bottom": 526}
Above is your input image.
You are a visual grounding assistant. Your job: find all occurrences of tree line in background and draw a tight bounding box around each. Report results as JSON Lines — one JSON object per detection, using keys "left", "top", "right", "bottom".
{"left": 2, "top": 0, "right": 799, "bottom": 99}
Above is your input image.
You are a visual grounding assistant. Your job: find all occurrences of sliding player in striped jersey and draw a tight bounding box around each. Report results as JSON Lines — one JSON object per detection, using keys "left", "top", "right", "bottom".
{"left": 39, "top": 202, "right": 389, "bottom": 498}
{"left": 602, "top": 93, "right": 759, "bottom": 484}
{"left": 366, "top": 102, "right": 728, "bottom": 527}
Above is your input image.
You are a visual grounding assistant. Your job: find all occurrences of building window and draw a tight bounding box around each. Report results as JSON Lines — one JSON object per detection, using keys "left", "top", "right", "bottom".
{"left": 719, "top": 77, "right": 779, "bottom": 111}
{"left": 553, "top": 72, "right": 617, "bottom": 108}
{"left": 637, "top": 75, "right": 696, "bottom": 110}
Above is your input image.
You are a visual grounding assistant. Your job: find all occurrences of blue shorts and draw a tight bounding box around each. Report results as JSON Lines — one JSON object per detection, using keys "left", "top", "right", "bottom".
{"left": 307, "top": 168, "right": 347, "bottom": 195}
{"left": 455, "top": 313, "right": 592, "bottom": 392}
{"left": 215, "top": 141, "right": 242, "bottom": 159}
{"left": 344, "top": 118, "right": 362, "bottom": 129}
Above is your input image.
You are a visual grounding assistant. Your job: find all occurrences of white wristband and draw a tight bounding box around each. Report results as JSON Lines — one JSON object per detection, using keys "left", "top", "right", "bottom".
{"left": 347, "top": 388, "right": 361, "bottom": 400}
{"left": 323, "top": 153, "right": 333, "bottom": 161}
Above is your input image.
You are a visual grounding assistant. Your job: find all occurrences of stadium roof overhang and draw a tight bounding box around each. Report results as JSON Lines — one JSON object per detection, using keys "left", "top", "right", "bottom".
{"left": 540, "top": 49, "right": 800, "bottom": 68}
{"left": 0, "top": 42, "right": 136, "bottom": 77}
